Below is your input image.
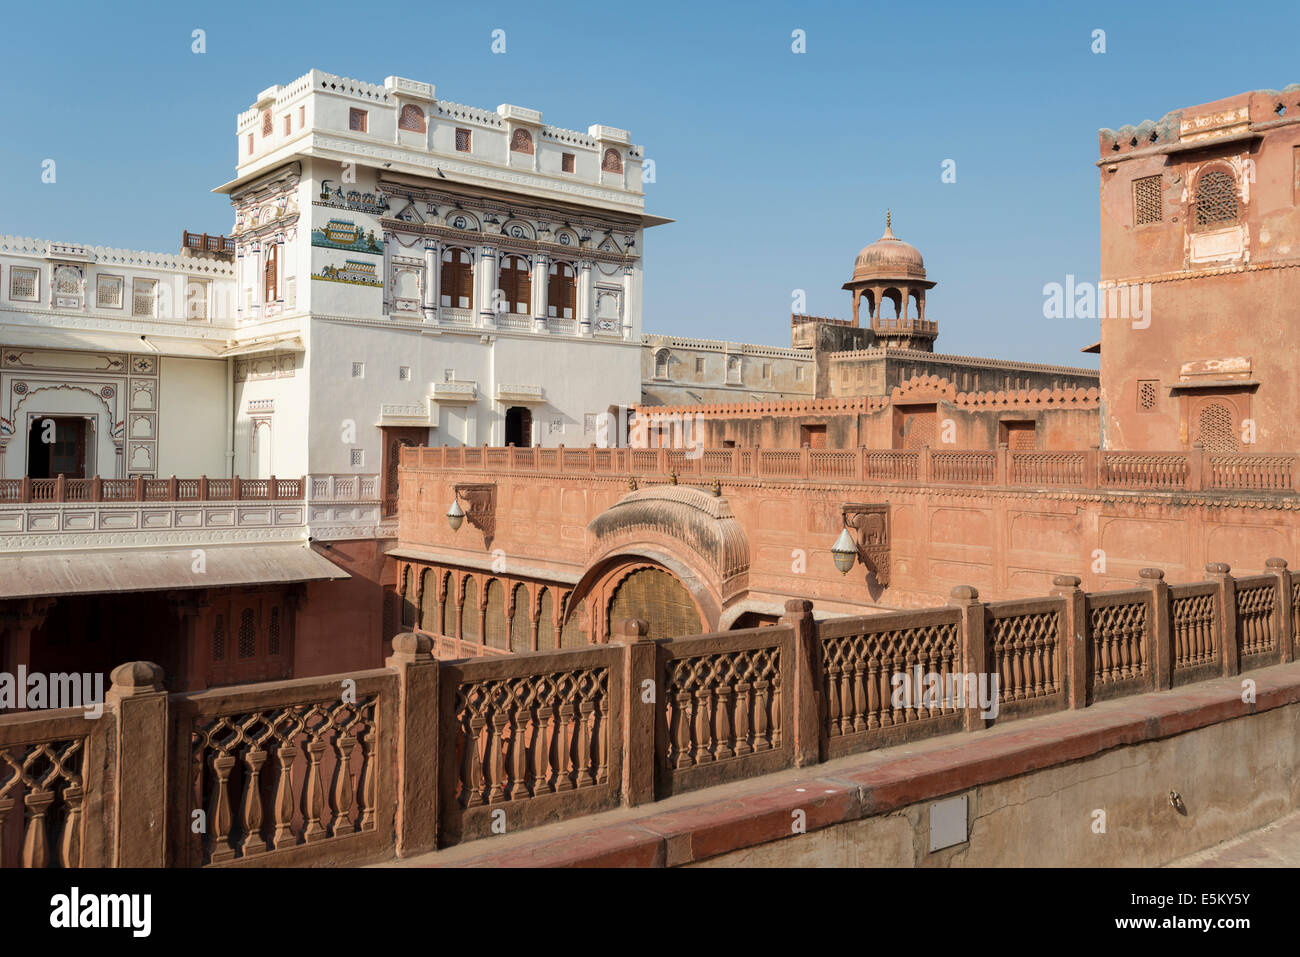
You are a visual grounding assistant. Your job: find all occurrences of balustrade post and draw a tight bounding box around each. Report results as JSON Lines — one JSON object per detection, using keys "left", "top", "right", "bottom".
{"left": 589, "top": 444, "right": 596, "bottom": 471}
{"left": 1187, "top": 449, "right": 1205, "bottom": 491}
{"left": 91, "top": 475, "right": 103, "bottom": 502}
{"left": 1050, "top": 575, "right": 1088, "bottom": 709}
{"left": 995, "top": 444, "right": 1009, "bottom": 486}
{"left": 268, "top": 475, "right": 278, "bottom": 500}
{"left": 133, "top": 474, "right": 144, "bottom": 502}
{"left": 1089, "top": 447, "right": 1102, "bottom": 489}
{"left": 951, "top": 586, "right": 988, "bottom": 729}
{"left": 614, "top": 618, "right": 656, "bottom": 806}
{"left": 1207, "top": 563, "right": 1238, "bottom": 677}
{"left": 198, "top": 475, "right": 208, "bottom": 501}
{"left": 800, "top": 446, "right": 811, "bottom": 480}
{"left": 1266, "top": 557, "right": 1293, "bottom": 663}
{"left": 105, "top": 661, "right": 168, "bottom": 867}
{"left": 21, "top": 475, "right": 31, "bottom": 503}
{"left": 167, "top": 475, "right": 178, "bottom": 500}
{"left": 231, "top": 475, "right": 242, "bottom": 500}
{"left": 778, "top": 599, "right": 821, "bottom": 766}
{"left": 55, "top": 473, "right": 66, "bottom": 501}
{"left": 386, "top": 633, "right": 439, "bottom": 857}
{"left": 656, "top": 446, "right": 667, "bottom": 475}
{"left": 1140, "top": 568, "right": 1172, "bottom": 691}
{"left": 919, "top": 446, "right": 932, "bottom": 484}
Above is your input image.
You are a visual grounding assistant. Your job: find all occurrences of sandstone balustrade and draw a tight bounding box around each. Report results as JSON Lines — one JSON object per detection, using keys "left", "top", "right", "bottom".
{"left": 1, "top": 560, "right": 1294, "bottom": 867}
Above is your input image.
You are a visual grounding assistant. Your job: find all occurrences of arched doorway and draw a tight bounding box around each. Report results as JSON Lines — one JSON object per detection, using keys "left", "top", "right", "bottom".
{"left": 504, "top": 406, "right": 532, "bottom": 447}
{"left": 607, "top": 566, "right": 703, "bottom": 640}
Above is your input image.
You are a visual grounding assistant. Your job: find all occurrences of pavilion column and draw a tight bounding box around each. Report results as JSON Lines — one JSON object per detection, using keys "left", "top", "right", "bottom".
{"left": 578, "top": 260, "right": 594, "bottom": 336}
{"left": 476, "top": 245, "right": 498, "bottom": 328}
{"left": 532, "top": 254, "right": 549, "bottom": 333}
{"left": 382, "top": 230, "right": 394, "bottom": 313}
{"left": 423, "top": 239, "right": 440, "bottom": 324}
{"left": 622, "top": 265, "right": 635, "bottom": 339}
{"left": 1, "top": 599, "right": 54, "bottom": 711}
{"left": 851, "top": 289, "right": 861, "bottom": 326}
{"left": 167, "top": 591, "right": 211, "bottom": 692}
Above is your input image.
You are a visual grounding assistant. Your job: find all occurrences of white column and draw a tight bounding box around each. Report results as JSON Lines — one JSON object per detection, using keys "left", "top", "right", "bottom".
{"left": 532, "top": 253, "right": 549, "bottom": 332}
{"left": 423, "top": 238, "right": 440, "bottom": 323}
{"left": 622, "top": 264, "right": 635, "bottom": 340}
{"left": 382, "top": 230, "right": 393, "bottom": 314}
{"left": 476, "top": 245, "right": 498, "bottom": 328}
{"left": 578, "top": 260, "right": 594, "bottom": 336}
{"left": 250, "top": 244, "right": 263, "bottom": 313}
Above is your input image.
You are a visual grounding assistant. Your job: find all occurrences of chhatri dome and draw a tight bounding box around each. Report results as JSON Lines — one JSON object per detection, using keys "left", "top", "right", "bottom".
{"left": 842, "top": 211, "right": 937, "bottom": 351}
{"left": 851, "top": 211, "right": 927, "bottom": 282}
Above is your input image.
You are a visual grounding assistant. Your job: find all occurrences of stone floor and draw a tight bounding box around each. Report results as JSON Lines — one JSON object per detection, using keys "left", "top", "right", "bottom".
{"left": 1166, "top": 810, "right": 1300, "bottom": 867}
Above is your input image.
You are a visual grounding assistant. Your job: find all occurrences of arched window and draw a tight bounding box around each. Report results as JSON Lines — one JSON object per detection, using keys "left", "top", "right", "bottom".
{"left": 398, "top": 104, "right": 426, "bottom": 133}
{"left": 511, "top": 584, "right": 531, "bottom": 652}
{"left": 419, "top": 568, "right": 435, "bottom": 631}
{"left": 264, "top": 244, "right": 278, "bottom": 303}
{"left": 238, "top": 608, "right": 257, "bottom": 658}
{"left": 440, "top": 247, "right": 474, "bottom": 309}
{"left": 212, "top": 615, "right": 226, "bottom": 661}
{"left": 510, "top": 128, "right": 534, "bottom": 154}
{"left": 441, "top": 572, "right": 456, "bottom": 637}
{"left": 561, "top": 597, "right": 587, "bottom": 648}
{"left": 654, "top": 349, "right": 671, "bottom": 378}
{"left": 484, "top": 580, "right": 508, "bottom": 649}
{"left": 400, "top": 566, "right": 415, "bottom": 628}
{"left": 537, "top": 588, "right": 555, "bottom": 650}
{"left": 726, "top": 355, "right": 742, "bottom": 385}
{"left": 602, "top": 148, "right": 623, "bottom": 173}
{"left": 499, "top": 254, "right": 531, "bottom": 314}
{"left": 460, "top": 577, "right": 479, "bottom": 642}
{"left": 607, "top": 566, "right": 702, "bottom": 641}
{"left": 1194, "top": 169, "right": 1239, "bottom": 231}
{"left": 547, "top": 262, "right": 576, "bottom": 319}
{"left": 1196, "top": 403, "right": 1238, "bottom": 452}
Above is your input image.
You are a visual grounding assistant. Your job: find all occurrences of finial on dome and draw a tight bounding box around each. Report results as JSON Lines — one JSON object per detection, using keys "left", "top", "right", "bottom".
{"left": 886, "top": 209, "right": 891, "bottom": 230}
{"left": 883, "top": 209, "right": 894, "bottom": 239}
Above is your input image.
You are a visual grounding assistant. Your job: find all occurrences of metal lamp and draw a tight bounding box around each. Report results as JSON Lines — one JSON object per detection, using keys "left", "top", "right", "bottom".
{"left": 446, "top": 499, "right": 465, "bottom": 532}
{"left": 831, "top": 527, "right": 858, "bottom": 575}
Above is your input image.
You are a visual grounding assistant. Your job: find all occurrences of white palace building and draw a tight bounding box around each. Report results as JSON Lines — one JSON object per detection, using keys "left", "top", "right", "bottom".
{"left": 0, "top": 70, "right": 665, "bottom": 693}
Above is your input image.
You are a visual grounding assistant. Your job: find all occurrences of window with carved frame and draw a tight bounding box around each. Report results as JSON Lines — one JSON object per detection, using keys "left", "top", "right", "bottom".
{"left": 1193, "top": 167, "right": 1239, "bottom": 231}
{"left": 499, "top": 254, "right": 531, "bottom": 313}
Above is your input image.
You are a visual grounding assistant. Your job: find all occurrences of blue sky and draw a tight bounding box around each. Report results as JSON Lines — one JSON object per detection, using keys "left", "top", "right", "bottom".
{"left": 2, "top": 0, "right": 1298, "bottom": 367}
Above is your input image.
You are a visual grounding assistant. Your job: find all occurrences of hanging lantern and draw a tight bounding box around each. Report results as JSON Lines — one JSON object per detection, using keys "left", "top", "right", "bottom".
{"left": 447, "top": 499, "right": 465, "bottom": 531}
{"left": 831, "top": 527, "right": 858, "bottom": 575}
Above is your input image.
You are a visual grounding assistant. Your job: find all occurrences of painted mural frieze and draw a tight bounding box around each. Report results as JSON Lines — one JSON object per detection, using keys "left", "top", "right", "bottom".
{"left": 312, "top": 259, "right": 383, "bottom": 286}
{"left": 311, "top": 219, "right": 383, "bottom": 254}
{"left": 314, "top": 180, "right": 390, "bottom": 215}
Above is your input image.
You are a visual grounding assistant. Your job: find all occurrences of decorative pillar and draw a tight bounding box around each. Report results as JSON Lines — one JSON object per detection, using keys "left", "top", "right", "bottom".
{"left": 578, "top": 260, "right": 594, "bottom": 336}
{"left": 532, "top": 253, "right": 549, "bottom": 332}
{"left": 622, "top": 264, "right": 635, "bottom": 339}
{"left": 382, "top": 230, "right": 393, "bottom": 313}
{"left": 476, "top": 245, "right": 498, "bottom": 328}
{"left": 107, "top": 662, "right": 169, "bottom": 867}
{"left": 423, "top": 239, "right": 440, "bottom": 324}
{"left": 167, "top": 591, "right": 211, "bottom": 692}
{"left": 250, "top": 243, "right": 262, "bottom": 313}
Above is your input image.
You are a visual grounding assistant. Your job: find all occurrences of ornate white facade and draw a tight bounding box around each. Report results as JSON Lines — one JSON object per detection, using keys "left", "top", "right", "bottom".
{"left": 0, "top": 69, "right": 665, "bottom": 547}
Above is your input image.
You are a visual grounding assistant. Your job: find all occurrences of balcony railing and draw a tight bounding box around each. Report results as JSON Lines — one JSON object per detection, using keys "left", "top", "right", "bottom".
{"left": 0, "top": 475, "right": 305, "bottom": 504}
{"left": 400, "top": 445, "right": 1300, "bottom": 495}
{"left": 181, "top": 231, "right": 236, "bottom": 255}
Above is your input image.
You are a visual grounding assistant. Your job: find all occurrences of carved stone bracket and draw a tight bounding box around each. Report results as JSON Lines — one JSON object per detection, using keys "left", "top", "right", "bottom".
{"left": 454, "top": 483, "right": 497, "bottom": 548}
{"left": 842, "top": 503, "right": 890, "bottom": 586}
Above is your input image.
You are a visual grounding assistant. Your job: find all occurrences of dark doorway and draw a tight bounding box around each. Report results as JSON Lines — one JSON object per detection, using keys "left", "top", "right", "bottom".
{"left": 505, "top": 407, "right": 532, "bottom": 447}
{"left": 27, "top": 416, "right": 90, "bottom": 478}
{"left": 799, "top": 424, "right": 827, "bottom": 448}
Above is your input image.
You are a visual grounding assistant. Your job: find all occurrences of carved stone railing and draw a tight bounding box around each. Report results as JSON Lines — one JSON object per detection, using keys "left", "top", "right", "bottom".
{"left": 437, "top": 645, "right": 623, "bottom": 846}
{"left": 2, "top": 560, "right": 1294, "bottom": 866}
{"left": 656, "top": 626, "right": 794, "bottom": 796}
{"left": 170, "top": 669, "right": 397, "bottom": 867}
{"left": 402, "top": 444, "right": 1299, "bottom": 496}
{"left": 0, "top": 475, "right": 305, "bottom": 504}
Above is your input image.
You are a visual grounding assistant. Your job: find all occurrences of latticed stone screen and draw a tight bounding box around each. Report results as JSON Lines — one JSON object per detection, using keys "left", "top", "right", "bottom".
{"left": 10, "top": 267, "right": 37, "bottom": 300}
{"left": 455, "top": 128, "right": 472, "bottom": 152}
{"left": 1133, "top": 175, "right": 1162, "bottom": 225}
{"left": 1194, "top": 169, "right": 1238, "bottom": 231}
{"left": 1137, "top": 379, "right": 1158, "bottom": 412}
{"left": 607, "top": 567, "right": 702, "bottom": 641}
{"left": 1196, "top": 403, "right": 1238, "bottom": 452}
